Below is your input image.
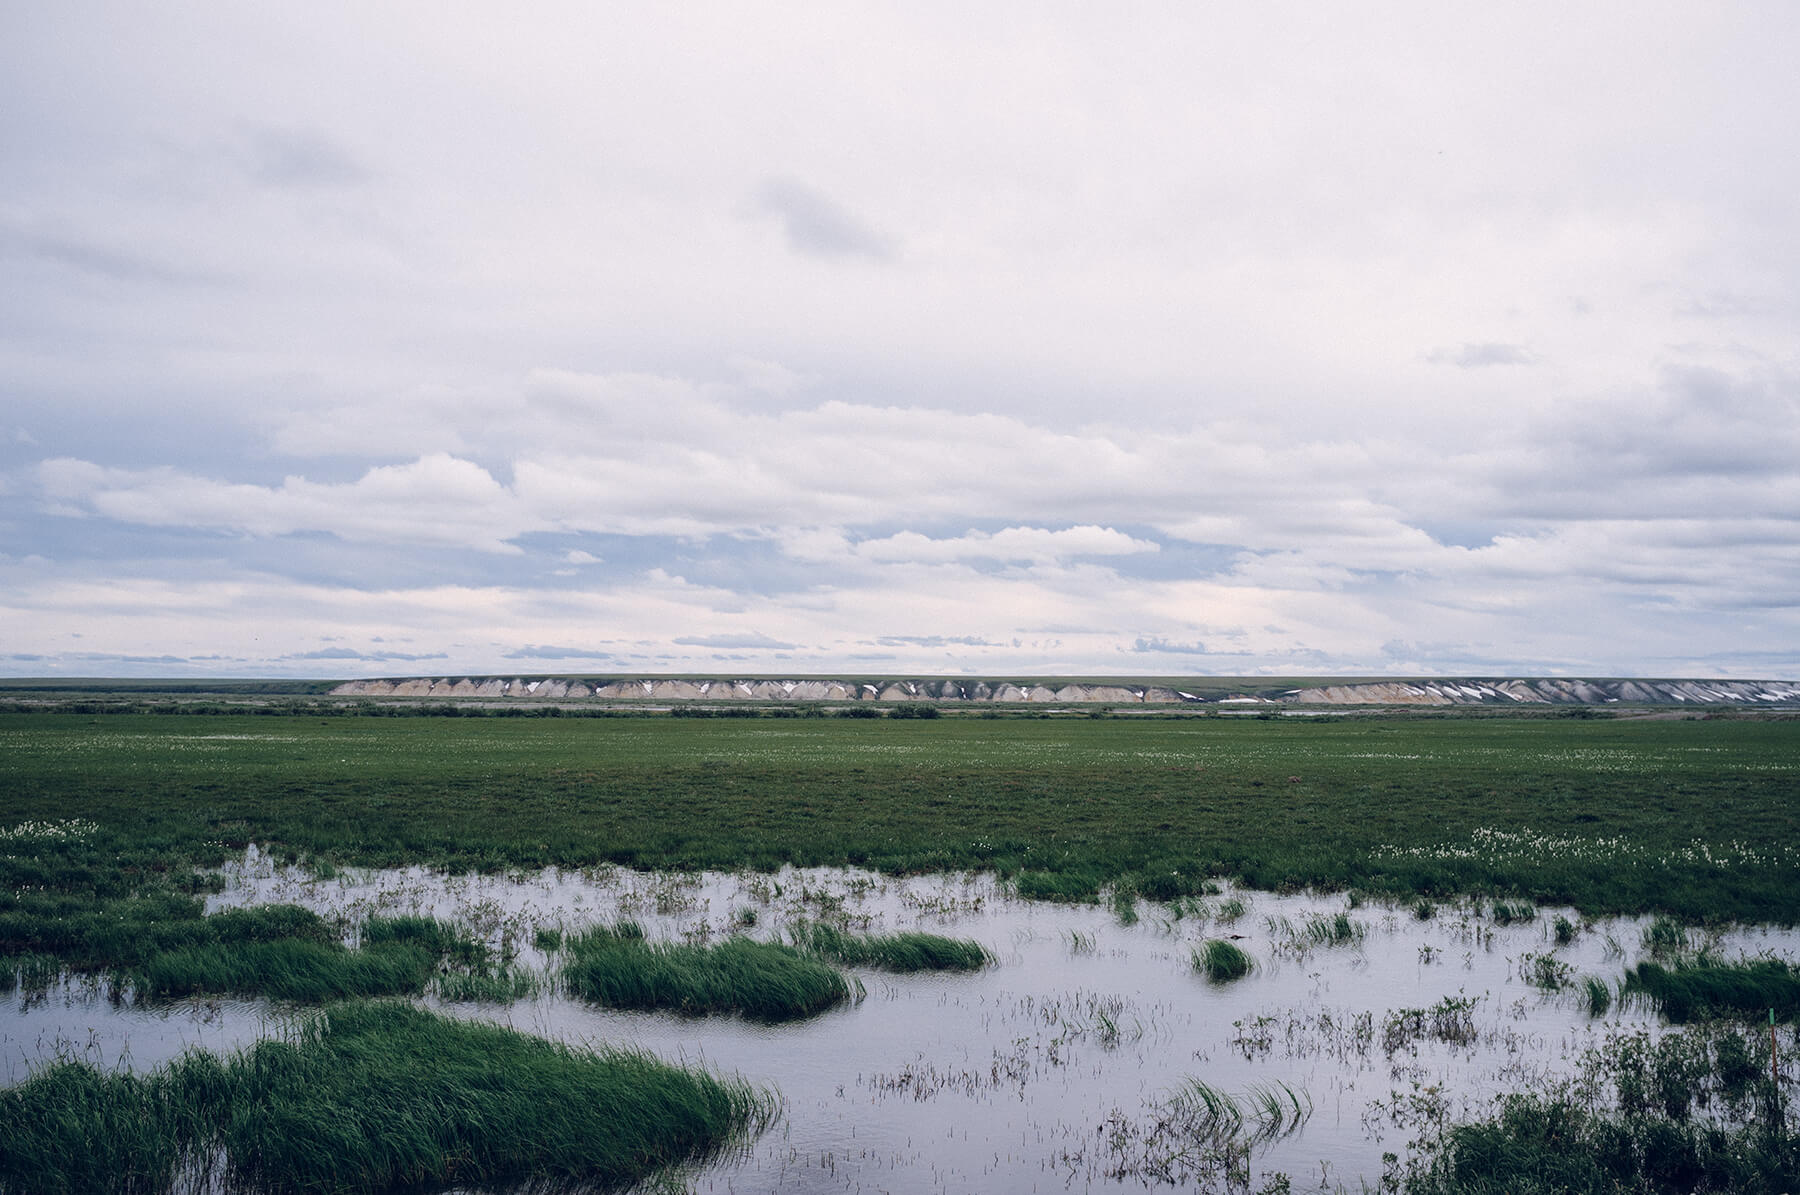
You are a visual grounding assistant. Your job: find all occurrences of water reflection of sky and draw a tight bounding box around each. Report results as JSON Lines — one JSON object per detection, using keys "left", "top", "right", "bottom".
{"left": 6, "top": 851, "right": 1796, "bottom": 1191}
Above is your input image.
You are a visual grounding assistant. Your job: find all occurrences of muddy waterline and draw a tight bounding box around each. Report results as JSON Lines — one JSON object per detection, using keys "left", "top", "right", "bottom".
{"left": 6, "top": 849, "right": 1795, "bottom": 1192}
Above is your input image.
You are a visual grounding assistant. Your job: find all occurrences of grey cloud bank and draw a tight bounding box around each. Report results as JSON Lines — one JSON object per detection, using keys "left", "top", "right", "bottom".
{"left": 2, "top": 4, "right": 1797, "bottom": 679}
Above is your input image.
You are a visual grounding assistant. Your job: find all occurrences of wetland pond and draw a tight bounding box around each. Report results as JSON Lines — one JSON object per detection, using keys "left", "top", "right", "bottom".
{"left": 6, "top": 849, "right": 1797, "bottom": 1193}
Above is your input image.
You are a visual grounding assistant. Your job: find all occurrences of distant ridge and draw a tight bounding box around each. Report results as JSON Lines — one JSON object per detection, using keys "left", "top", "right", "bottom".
{"left": 328, "top": 676, "right": 1800, "bottom": 707}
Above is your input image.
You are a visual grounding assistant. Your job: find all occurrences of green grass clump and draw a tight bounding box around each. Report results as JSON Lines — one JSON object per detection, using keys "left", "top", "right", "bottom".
{"left": 1262, "top": 911, "right": 1367, "bottom": 953}
{"left": 360, "top": 914, "right": 488, "bottom": 968}
{"left": 1625, "top": 957, "right": 1800, "bottom": 1023}
{"left": 1642, "top": 915, "right": 1691, "bottom": 958}
{"left": 789, "top": 922, "right": 989, "bottom": 971}
{"left": 1305, "top": 911, "right": 1366, "bottom": 946}
{"left": 1403, "top": 1094, "right": 1796, "bottom": 1194}
{"left": 1583, "top": 974, "right": 1613, "bottom": 1017}
{"left": 1490, "top": 900, "right": 1536, "bottom": 926}
{"left": 0, "top": 895, "right": 342, "bottom": 977}
{"left": 0, "top": 953, "right": 61, "bottom": 995}
{"left": 435, "top": 967, "right": 541, "bottom": 1002}
{"left": 1382, "top": 995, "right": 1480, "bottom": 1053}
{"left": 1166, "top": 1078, "right": 1310, "bottom": 1143}
{"left": 125, "top": 913, "right": 498, "bottom": 1003}
{"left": 1521, "top": 950, "right": 1573, "bottom": 991}
{"left": 0, "top": 1002, "right": 772, "bottom": 1195}
{"left": 562, "top": 924, "right": 851, "bottom": 1020}
{"left": 1402, "top": 1022, "right": 1795, "bottom": 1193}
{"left": 1014, "top": 869, "right": 1104, "bottom": 903}
{"left": 131, "top": 938, "right": 437, "bottom": 1002}
{"left": 1195, "top": 939, "right": 1253, "bottom": 983}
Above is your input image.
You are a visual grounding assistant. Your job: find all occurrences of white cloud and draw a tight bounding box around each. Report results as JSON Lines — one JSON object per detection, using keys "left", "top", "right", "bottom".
{"left": 38, "top": 454, "right": 534, "bottom": 553}
{"left": 853, "top": 526, "right": 1159, "bottom": 565}
{"left": 3, "top": 5, "right": 1798, "bottom": 678}
{"left": 672, "top": 631, "right": 799, "bottom": 650}
{"left": 240, "top": 126, "right": 370, "bottom": 189}
{"left": 749, "top": 178, "right": 893, "bottom": 261}
{"left": 1429, "top": 343, "right": 1534, "bottom": 368}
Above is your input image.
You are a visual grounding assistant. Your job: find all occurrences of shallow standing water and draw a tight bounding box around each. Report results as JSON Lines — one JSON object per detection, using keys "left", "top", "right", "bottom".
{"left": 5, "top": 850, "right": 1796, "bottom": 1192}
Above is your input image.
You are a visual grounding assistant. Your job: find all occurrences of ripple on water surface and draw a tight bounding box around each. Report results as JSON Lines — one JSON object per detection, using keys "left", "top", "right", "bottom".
{"left": 6, "top": 850, "right": 1797, "bottom": 1192}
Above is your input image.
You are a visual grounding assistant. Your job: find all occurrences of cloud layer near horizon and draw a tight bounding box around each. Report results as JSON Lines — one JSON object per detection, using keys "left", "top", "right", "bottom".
{"left": 3, "top": 5, "right": 1798, "bottom": 679}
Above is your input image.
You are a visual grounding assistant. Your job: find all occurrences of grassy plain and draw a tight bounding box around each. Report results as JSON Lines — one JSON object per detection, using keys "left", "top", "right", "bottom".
{"left": 3, "top": 705, "right": 1798, "bottom": 1193}
{"left": 2, "top": 709, "right": 1796, "bottom": 920}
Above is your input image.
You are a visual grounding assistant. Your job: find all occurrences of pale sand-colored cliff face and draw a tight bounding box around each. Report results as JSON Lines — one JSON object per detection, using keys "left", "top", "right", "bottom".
{"left": 328, "top": 676, "right": 1800, "bottom": 706}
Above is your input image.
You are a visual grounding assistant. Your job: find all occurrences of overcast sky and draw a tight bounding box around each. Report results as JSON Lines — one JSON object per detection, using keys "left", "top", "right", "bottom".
{"left": 4, "top": 4, "right": 1798, "bottom": 679}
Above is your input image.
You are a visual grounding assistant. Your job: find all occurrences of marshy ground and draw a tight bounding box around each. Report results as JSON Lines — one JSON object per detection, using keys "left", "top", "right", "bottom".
{"left": 7, "top": 853, "right": 1798, "bottom": 1192}
{"left": 3, "top": 708, "right": 1798, "bottom": 1191}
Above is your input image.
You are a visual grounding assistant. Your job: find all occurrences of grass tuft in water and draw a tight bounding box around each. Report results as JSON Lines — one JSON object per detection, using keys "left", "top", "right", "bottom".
{"left": 125, "top": 913, "right": 501, "bottom": 1003}
{"left": 1641, "top": 915, "right": 1691, "bottom": 959}
{"left": 1095, "top": 1077, "right": 1310, "bottom": 1187}
{"left": 0, "top": 1002, "right": 772, "bottom": 1195}
{"left": 1624, "top": 956, "right": 1800, "bottom": 1023}
{"left": 1304, "top": 911, "right": 1366, "bottom": 946}
{"left": 1520, "top": 950, "right": 1573, "bottom": 991}
{"left": 1013, "top": 869, "right": 1103, "bottom": 903}
{"left": 0, "top": 952, "right": 61, "bottom": 996}
{"left": 1401, "top": 1022, "right": 1794, "bottom": 1193}
{"left": 435, "top": 967, "right": 541, "bottom": 1003}
{"left": 1406, "top": 1094, "right": 1797, "bottom": 1194}
{"left": 1583, "top": 974, "right": 1613, "bottom": 1017}
{"left": 1167, "top": 1077, "right": 1312, "bottom": 1144}
{"left": 789, "top": 921, "right": 989, "bottom": 972}
{"left": 1382, "top": 995, "right": 1480, "bottom": 1054}
{"left": 1259, "top": 910, "right": 1363, "bottom": 950}
{"left": 1490, "top": 900, "right": 1535, "bottom": 926}
{"left": 130, "top": 938, "right": 439, "bottom": 1003}
{"left": 562, "top": 923, "right": 851, "bottom": 1020}
{"left": 1195, "top": 939, "right": 1254, "bottom": 983}
{"left": 361, "top": 914, "right": 488, "bottom": 969}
